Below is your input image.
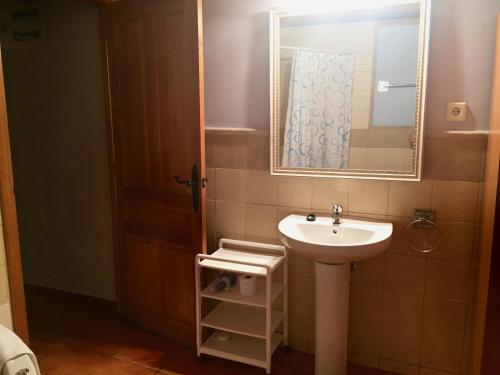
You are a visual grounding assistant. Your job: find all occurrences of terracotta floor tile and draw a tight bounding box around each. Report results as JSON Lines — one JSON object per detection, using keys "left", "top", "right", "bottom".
{"left": 89, "top": 359, "right": 156, "bottom": 374}
{"left": 294, "top": 353, "right": 314, "bottom": 375}
{"left": 37, "top": 341, "right": 110, "bottom": 375}
{"left": 271, "top": 348, "right": 306, "bottom": 375}
{"left": 77, "top": 319, "right": 183, "bottom": 370}
{"left": 27, "top": 286, "right": 397, "bottom": 375}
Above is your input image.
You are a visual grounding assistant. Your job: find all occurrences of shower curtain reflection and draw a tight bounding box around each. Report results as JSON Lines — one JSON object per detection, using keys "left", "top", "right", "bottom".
{"left": 281, "top": 49, "right": 355, "bottom": 169}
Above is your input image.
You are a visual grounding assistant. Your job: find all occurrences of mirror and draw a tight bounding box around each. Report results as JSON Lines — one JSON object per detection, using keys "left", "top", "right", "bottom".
{"left": 270, "top": 0, "right": 430, "bottom": 180}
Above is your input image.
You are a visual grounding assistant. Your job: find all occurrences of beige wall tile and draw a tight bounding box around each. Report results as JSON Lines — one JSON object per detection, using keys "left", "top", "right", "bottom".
{"left": 289, "top": 307, "right": 312, "bottom": 345}
{"left": 288, "top": 250, "right": 313, "bottom": 278}
{"left": 353, "top": 71, "right": 373, "bottom": 92}
{"left": 206, "top": 143, "right": 215, "bottom": 168}
{"left": 215, "top": 168, "right": 245, "bottom": 202}
{"left": 387, "top": 218, "right": 426, "bottom": 258}
{"left": 429, "top": 221, "right": 475, "bottom": 262}
{"left": 245, "top": 170, "right": 277, "bottom": 205}
{"left": 425, "top": 259, "right": 470, "bottom": 300}
{"left": 349, "top": 286, "right": 383, "bottom": 322}
{"left": 245, "top": 204, "right": 277, "bottom": 239}
{"left": 206, "top": 199, "right": 216, "bottom": 252}
{"left": 350, "top": 131, "right": 369, "bottom": 148}
{"left": 311, "top": 178, "right": 349, "bottom": 211}
{"left": 278, "top": 176, "right": 313, "bottom": 208}
{"left": 289, "top": 275, "right": 312, "bottom": 310}
{"left": 386, "top": 148, "right": 415, "bottom": 171}
{"left": 355, "top": 51, "right": 374, "bottom": 71}
{"left": 277, "top": 206, "right": 314, "bottom": 222}
{"left": 348, "top": 318, "right": 382, "bottom": 356}
{"left": 382, "top": 291, "right": 423, "bottom": 330}
{"left": 349, "top": 180, "right": 389, "bottom": 215}
{"left": 246, "top": 135, "right": 270, "bottom": 170}
{"left": 365, "top": 148, "right": 387, "bottom": 170}
{"left": 388, "top": 180, "right": 433, "bottom": 217}
{"left": 350, "top": 255, "right": 385, "bottom": 289}
{"left": 422, "top": 296, "right": 467, "bottom": 337}
{"left": 379, "top": 359, "right": 419, "bottom": 375}
{"left": 352, "top": 110, "right": 371, "bottom": 129}
{"left": 348, "top": 148, "right": 367, "bottom": 169}
{"left": 206, "top": 168, "right": 216, "bottom": 200}
{"left": 215, "top": 232, "right": 246, "bottom": 244}
{"left": 431, "top": 181, "right": 479, "bottom": 222}
{"left": 215, "top": 201, "right": 245, "bottom": 235}
{"left": 423, "top": 135, "right": 486, "bottom": 182}
{"left": 214, "top": 142, "right": 247, "bottom": 169}
{"left": 420, "top": 332, "right": 463, "bottom": 373}
{"left": 381, "top": 324, "right": 420, "bottom": 365}
{"left": 384, "top": 254, "right": 426, "bottom": 294}
{"left": 352, "top": 90, "right": 371, "bottom": 111}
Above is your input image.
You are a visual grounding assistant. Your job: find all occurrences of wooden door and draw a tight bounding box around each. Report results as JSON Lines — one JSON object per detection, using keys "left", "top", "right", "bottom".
{"left": 103, "top": 0, "right": 206, "bottom": 347}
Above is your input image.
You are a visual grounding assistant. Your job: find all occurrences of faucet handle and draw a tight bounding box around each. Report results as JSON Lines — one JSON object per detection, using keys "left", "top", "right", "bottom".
{"left": 332, "top": 204, "right": 343, "bottom": 215}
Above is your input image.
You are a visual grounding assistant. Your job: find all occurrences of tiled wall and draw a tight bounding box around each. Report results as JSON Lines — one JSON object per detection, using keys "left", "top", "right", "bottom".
{"left": 205, "top": 130, "right": 486, "bottom": 375}
{"left": 0, "top": 205, "right": 13, "bottom": 329}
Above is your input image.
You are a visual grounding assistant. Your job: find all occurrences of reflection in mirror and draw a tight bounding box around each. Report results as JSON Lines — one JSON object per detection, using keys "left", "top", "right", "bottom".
{"left": 271, "top": 1, "right": 430, "bottom": 180}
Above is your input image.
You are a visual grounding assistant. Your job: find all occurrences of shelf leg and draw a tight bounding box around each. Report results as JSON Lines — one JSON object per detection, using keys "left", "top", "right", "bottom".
{"left": 283, "top": 254, "right": 289, "bottom": 346}
{"left": 266, "top": 270, "right": 272, "bottom": 374}
{"left": 195, "top": 259, "right": 201, "bottom": 356}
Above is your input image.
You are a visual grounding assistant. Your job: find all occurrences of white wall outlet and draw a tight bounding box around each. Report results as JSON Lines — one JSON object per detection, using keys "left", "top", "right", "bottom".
{"left": 447, "top": 102, "right": 467, "bottom": 122}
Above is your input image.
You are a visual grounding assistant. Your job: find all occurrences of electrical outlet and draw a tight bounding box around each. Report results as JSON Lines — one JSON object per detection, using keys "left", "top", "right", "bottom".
{"left": 447, "top": 102, "right": 467, "bottom": 122}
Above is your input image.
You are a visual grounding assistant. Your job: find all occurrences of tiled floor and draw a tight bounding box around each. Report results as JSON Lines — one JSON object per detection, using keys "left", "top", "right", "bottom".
{"left": 25, "top": 285, "right": 394, "bottom": 374}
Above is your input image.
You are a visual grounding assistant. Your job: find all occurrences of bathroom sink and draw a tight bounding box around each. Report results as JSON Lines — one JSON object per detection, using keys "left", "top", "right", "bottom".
{"left": 278, "top": 214, "right": 393, "bottom": 264}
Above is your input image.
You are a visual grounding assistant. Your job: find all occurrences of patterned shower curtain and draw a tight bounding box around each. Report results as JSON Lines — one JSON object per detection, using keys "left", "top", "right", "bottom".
{"left": 281, "top": 50, "right": 355, "bottom": 169}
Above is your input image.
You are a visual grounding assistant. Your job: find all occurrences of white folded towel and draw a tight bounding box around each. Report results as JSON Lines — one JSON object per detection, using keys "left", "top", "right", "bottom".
{"left": 0, "top": 325, "right": 39, "bottom": 375}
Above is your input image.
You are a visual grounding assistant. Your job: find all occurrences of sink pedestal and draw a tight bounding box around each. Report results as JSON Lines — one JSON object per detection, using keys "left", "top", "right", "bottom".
{"left": 315, "top": 261, "right": 350, "bottom": 375}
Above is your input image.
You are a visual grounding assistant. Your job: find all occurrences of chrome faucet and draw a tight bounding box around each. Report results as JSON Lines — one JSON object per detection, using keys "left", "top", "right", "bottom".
{"left": 332, "top": 204, "right": 343, "bottom": 225}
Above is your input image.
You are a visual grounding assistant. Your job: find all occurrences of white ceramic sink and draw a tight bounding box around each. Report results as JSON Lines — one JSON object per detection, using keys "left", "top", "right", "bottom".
{"left": 278, "top": 213, "right": 393, "bottom": 375}
{"left": 278, "top": 214, "right": 393, "bottom": 264}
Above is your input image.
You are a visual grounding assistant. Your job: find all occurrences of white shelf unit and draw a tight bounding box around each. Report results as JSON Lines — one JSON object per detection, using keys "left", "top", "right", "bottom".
{"left": 195, "top": 239, "right": 288, "bottom": 374}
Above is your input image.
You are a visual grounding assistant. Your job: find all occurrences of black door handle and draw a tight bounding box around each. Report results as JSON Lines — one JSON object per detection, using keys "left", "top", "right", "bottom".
{"left": 173, "top": 165, "right": 200, "bottom": 212}
{"left": 174, "top": 175, "right": 193, "bottom": 186}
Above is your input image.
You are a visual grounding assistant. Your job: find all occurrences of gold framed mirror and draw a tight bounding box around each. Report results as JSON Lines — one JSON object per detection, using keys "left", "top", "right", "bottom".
{"left": 269, "top": 0, "right": 431, "bottom": 180}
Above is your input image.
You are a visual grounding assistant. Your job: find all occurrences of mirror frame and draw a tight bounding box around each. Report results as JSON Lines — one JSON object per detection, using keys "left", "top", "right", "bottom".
{"left": 269, "top": 0, "right": 431, "bottom": 181}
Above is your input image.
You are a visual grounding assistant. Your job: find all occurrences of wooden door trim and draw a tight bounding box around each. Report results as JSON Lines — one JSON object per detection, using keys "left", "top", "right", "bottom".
{"left": 0, "top": 48, "right": 29, "bottom": 343}
{"left": 469, "top": 15, "right": 500, "bottom": 375}
{"left": 99, "top": 6, "right": 123, "bottom": 313}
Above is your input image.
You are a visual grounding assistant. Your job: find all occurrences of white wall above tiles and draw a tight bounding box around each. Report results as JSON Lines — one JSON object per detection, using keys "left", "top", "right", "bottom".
{"left": 203, "top": 0, "right": 500, "bottom": 131}
{"left": 2, "top": 0, "right": 115, "bottom": 300}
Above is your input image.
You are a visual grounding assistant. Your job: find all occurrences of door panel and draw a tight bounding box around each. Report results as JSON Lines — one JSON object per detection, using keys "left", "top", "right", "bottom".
{"left": 104, "top": 0, "right": 205, "bottom": 347}
{"left": 112, "top": 13, "right": 152, "bottom": 189}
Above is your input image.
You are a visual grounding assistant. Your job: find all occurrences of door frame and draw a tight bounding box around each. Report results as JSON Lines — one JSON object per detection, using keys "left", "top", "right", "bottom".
{"left": 0, "top": 46, "right": 29, "bottom": 343}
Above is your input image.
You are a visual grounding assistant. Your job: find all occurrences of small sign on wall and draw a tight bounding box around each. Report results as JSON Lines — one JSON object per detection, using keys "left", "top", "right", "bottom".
{"left": 0, "top": 1, "right": 44, "bottom": 49}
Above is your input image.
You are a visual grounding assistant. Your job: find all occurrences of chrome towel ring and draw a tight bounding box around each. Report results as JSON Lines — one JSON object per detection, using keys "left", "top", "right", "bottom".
{"left": 406, "top": 209, "right": 442, "bottom": 253}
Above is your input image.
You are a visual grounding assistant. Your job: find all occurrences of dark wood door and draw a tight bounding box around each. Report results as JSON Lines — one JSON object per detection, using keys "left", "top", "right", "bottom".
{"left": 103, "top": 0, "right": 206, "bottom": 347}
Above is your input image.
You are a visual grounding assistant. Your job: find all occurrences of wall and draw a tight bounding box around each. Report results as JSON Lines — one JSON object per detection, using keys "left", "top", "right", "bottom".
{"left": 203, "top": 0, "right": 496, "bottom": 374}
{"left": 203, "top": 0, "right": 500, "bottom": 131}
{"left": 205, "top": 130, "right": 485, "bottom": 375}
{"left": 1, "top": 0, "right": 115, "bottom": 300}
{"left": 0, "top": 205, "right": 13, "bottom": 329}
